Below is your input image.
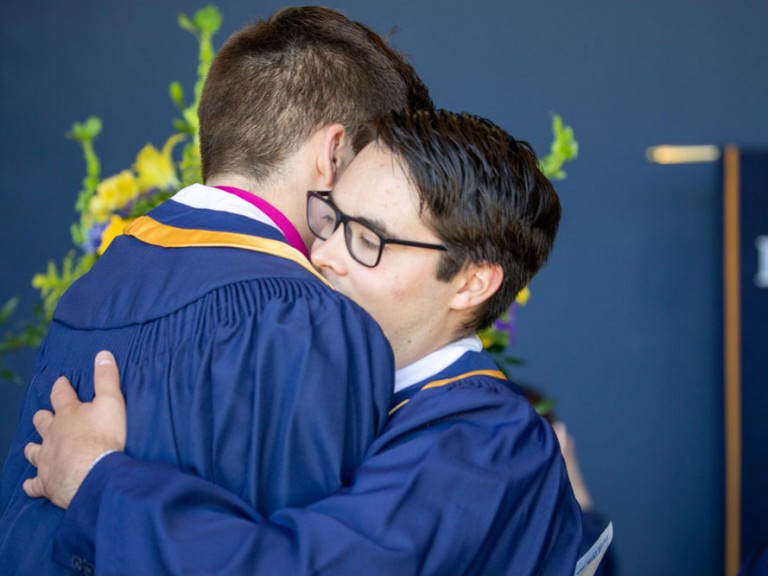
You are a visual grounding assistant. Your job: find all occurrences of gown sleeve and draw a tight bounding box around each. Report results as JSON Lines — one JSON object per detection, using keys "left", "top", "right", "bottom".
{"left": 54, "top": 377, "right": 582, "bottom": 575}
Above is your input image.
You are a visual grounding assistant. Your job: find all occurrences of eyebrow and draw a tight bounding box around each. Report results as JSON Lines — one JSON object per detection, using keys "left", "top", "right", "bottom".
{"left": 329, "top": 192, "right": 392, "bottom": 238}
{"left": 357, "top": 215, "right": 391, "bottom": 237}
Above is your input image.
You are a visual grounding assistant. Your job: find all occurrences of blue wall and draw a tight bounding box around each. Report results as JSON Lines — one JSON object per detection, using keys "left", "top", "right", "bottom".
{"left": 2, "top": 1, "right": 767, "bottom": 573}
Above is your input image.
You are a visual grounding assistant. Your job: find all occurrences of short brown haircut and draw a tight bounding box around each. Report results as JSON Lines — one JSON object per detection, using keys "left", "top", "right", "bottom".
{"left": 354, "top": 110, "right": 561, "bottom": 335}
{"left": 199, "top": 6, "right": 432, "bottom": 183}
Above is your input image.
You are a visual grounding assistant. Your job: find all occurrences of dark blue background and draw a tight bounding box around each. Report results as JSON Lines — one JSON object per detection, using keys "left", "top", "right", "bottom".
{"left": 2, "top": 1, "right": 767, "bottom": 574}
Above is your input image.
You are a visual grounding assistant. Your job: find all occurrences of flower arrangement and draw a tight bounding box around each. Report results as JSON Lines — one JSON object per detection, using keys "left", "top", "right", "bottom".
{"left": 0, "top": 6, "right": 221, "bottom": 381}
{"left": 0, "top": 5, "right": 577, "bottom": 382}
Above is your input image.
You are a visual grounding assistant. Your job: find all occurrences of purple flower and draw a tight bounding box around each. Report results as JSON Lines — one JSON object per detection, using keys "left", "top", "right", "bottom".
{"left": 81, "top": 221, "right": 109, "bottom": 254}
{"left": 494, "top": 303, "right": 518, "bottom": 344}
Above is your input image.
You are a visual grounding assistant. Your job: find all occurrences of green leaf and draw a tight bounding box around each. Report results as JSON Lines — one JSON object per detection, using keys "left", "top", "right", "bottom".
{"left": 126, "top": 190, "right": 175, "bottom": 219}
{"left": 182, "top": 108, "right": 199, "bottom": 131}
{"left": 66, "top": 117, "right": 102, "bottom": 143}
{"left": 0, "top": 297, "right": 19, "bottom": 324}
{"left": 0, "top": 302, "right": 49, "bottom": 382}
{"left": 173, "top": 118, "right": 191, "bottom": 133}
{"left": 534, "top": 398, "right": 558, "bottom": 417}
{"left": 194, "top": 5, "right": 222, "bottom": 35}
{"left": 30, "top": 251, "right": 96, "bottom": 321}
{"left": 0, "top": 369, "right": 21, "bottom": 384}
{"left": 179, "top": 138, "right": 202, "bottom": 186}
{"left": 539, "top": 113, "right": 578, "bottom": 181}
{"left": 177, "top": 13, "right": 198, "bottom": 37}
{"left": 171, "top": 6, "right": 222, "bottom": 147}
{"left": 169, "top": 81, "right": 185, "bottom": 110}
{"left": 499, "top": 354, "right": 525, "bottom": 366}
{"left": 70, "top": 221, "right": 85, "bottom": 247}
{"left": 68, "top": 118, "right": 103, "bottom": 224}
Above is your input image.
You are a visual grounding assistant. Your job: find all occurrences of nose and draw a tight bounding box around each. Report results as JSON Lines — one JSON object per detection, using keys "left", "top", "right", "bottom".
{"left": 310, "top": 224, "right": 348, "bottom": 275}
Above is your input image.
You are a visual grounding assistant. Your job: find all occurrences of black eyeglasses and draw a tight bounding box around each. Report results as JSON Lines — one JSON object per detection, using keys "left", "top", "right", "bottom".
{"left": 306, "top": 191, "right": 447, "bottom": 268}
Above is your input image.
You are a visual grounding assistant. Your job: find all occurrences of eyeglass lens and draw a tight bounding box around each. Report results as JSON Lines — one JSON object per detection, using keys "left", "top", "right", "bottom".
{"left": 308, "top": 193, "right": 383, "bottom": 267}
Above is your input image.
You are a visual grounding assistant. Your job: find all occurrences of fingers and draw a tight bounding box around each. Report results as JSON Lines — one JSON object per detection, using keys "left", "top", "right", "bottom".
{"left": 24, "top": 441, "right": 41, "bottom": 468}
{"left": 24, "top": 442, "right": 50, "bottom": 499}
{"left": 23, "top": 477, "right": 44, "bottom": 499}
{"left": 23, "top": 444, "right": 47, "bottom": 498}
{"left": 93, "top": 351, "right": 125, "bottom": 406}
{"left": 32, "top": 409, "right": 54, "bottom": 437}
{"left": 50, "top": 376, "right": 79, "bottom": 413}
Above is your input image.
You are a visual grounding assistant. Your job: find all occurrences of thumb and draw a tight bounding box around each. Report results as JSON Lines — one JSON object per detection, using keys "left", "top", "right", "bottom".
{"left": 93, "top": 351, "right": 125, "bottom": 407}
{"left": 50, "top": 376, "right": 80, "bottom": 413}
{"left": 552, "top": 421, "right": 569, "bottom": 451}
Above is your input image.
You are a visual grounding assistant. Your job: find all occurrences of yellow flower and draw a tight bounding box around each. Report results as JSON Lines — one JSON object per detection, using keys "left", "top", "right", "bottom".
{"left": 97, "top": 215, "right": 132, "bottom": 255}
{"left": 90, "top": 170, "right": 139, "bottom": 221}
{"left": 479, "top": 332, "right": 494, "bottom": 349}
{"left": 134, "top": 133, "right": 184, "bottom": 191}
{"left": 87, "top": 195, "right": 111, "bottom": 223}
{"left": 515, "top": 286, "right": 531, "bottom": 306}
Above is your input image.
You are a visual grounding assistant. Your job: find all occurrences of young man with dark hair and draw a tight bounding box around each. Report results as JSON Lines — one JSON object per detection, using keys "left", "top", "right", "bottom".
{"left": 24, "top": 110, "right": 584, "bottom": 574}
{"left": 0, "top": 7, "right": 433, "bottom": 574}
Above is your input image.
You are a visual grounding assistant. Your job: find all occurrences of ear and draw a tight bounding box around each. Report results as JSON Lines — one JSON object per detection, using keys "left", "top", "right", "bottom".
{"left": 449, "top": 262, "right": 504, "bottom": 313}
{"left": 316, "top": 123, "right": 354, "bottom": 189}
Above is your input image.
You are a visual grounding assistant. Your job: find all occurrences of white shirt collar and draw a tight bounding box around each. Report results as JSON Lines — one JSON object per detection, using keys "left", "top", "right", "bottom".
{"left": 171, "top": 184, "right": 281, "bottom": 231}
{"left": 394, "top": 335, "right": 483, "bottom": 393}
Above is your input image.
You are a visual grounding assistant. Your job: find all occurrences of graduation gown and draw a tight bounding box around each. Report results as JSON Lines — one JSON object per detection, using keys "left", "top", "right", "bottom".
{"left": 51, "top": 348, "right": 582, "bottom": 575}
{"left": 0, "top": 185, "right": 394, "bottom": 575}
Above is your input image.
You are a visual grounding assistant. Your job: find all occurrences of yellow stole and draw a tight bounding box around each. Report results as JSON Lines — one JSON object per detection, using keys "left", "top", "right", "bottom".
{"left": 388, "top": 369, "right": 506, "bottom": 416}
{"left": 124, "top": 216, "right": 331, "bottom": 288}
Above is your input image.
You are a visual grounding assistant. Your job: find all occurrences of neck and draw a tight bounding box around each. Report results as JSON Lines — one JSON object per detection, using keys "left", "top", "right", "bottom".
{"left": 205, "top": 173, "right": 314, "bottom": 251}
{"left": 205, "top": 131, "right": 339, "bottom": 253}
{"left": 393, "top": 321, "right": 464, "bottom": 369}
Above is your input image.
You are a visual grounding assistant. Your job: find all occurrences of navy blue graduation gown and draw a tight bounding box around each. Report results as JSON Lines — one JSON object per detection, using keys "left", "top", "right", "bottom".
{"left": 53, "top": 350, "right": 582, "bottom": 574}
{"left": 0, "top": 188, "right": 394, "bottom": 574}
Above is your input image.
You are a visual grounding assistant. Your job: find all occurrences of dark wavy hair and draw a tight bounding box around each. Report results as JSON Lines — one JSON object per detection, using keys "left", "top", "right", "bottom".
{"left": 354, "top": 109, "right": 561, "bottom": 335}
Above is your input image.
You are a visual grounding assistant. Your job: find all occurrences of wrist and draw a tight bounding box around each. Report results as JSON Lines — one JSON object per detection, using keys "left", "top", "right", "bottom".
{"left": 88, "top": 449, "right": 119, "bottom": 474}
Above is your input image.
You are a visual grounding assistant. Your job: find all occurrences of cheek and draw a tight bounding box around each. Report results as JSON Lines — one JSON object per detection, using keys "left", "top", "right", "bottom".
{"left": 388, "top": 266, "right": 432, "bottom": 299}
{"left": 354, "top": 274, "right": 403, "bottom": 317}
{"left": 382, "top": 274, "right": 421, "bottom": 307}
{"left": 350, "top": 259, "right": 428, "bottom": 318}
